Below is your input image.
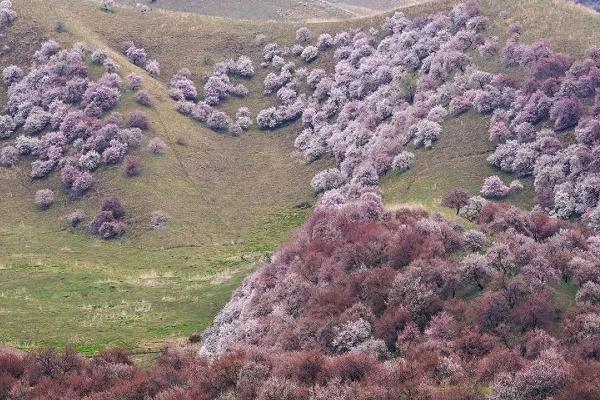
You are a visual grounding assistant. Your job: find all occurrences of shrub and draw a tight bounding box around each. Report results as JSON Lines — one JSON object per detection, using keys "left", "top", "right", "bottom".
{"left": 70, "top": 172, "right": 94, "bottom": 197}
{"left": 300, "top": 46, "right": 319, "bottom": 63}
{"left": 66, "top": 209, "right": 84, "bottom": 227}
{"left": 2, "top": 65, "right": 22, "bottom": 86}
{"left": 481, "top": 176, "right": 510, "bottom": 199}
{"left": 135, "top": 90, "right": 152, "bottom": 106}
{"left": 235, "top": 56, "right": 255, "bottom": 78}
{"left": 411, "top": 119, "right": 442, "bottom": 148}
{"left": 150, "top": 210, "right": 169, "bottom": 229}
{"left": 229, "top": 123, "right": 243, "bottom": 137}
{"left": 148, "top": 137, "right": 166, "bottom": 155}
{"left": 236, "top": 115, "right": 252, "bottom": 131}
{"left": 206, "top": 110, "right": 232, "bottom": 131}
{"left": 35, "top": 189, "right": 54, "bottom": 210}
{"left": 127, "top": 111, "right": 150, "bottom": 130}
{"left": 291, "top": 44, "right": 304, "bottom": 56}
{"left": 586, "top": 207, "right": 600, "bottom": 234}
{"left": 103, "top": 58, "right": 120, "bottom": 73}
{"left": 91, "top": 49, "right": 107, "bottom": 64}
{"left": 296, "top": 27, "right": 311, "bottom": 43}
{"left": 317, "top": 33, "right": 334, "bottom": 50}
{"left": 15, "top": 135, "right": 40, "bottom": 155}
{"left": 460, "top": 196, "right": 486, "bottom": 221}
{"left": 82, "top": 82, "right": 121, "bottom": 111}
{"left": 464, "top": 230, "right": 486, "bottom": 251}
{"left": 0, "top": 115, "right": 15, "bottom": 139}
{"left": 169, "top": 69, "right": 197, "bottom": 100}
{"left": 0, "top": 145, "right": 18, "bottom": 167}
{"left": 576, "top": 282, "right": 600, "bottom": 305}
{"left": 53, "top": 20, "right": 65, "bottom": 32}
{"left": 98, "top": 220, "right": 125, "bottom": 239}
{"left": 391, "top": 151, "right": 415, "bottom": 173}
{"left": 311, "top": 168, "right": 346, "bottom": 193}
{"left": 30, "top": 159, "right": 55, "bottom": 178}
{"left": 23, "top": 107, "right": 50, "bottom": 135}
{"left": 123, "top": 154, "right": 142, "bottom": 176}
{"left": 101, "top": 196, "right": 125, "bottom": 219}
{"left": 127, "top": 72, "right": 143, "bottom": 90}
{"left": 100, "top": 0, "right": 115, "bottom": 12}
{"left": 145, "top": 59, "right": 160, "bottom": 76}
{"left": 125, "top": 45, "right": 147, "bottom": 66}
{"left": 79, "top": 151, "right": 101, "bottom": 171}
{"left": 550, "top": 97, "right": 582, "bottom": 131}
{"left": 0, "top": 0, "right": 16, "bottom": 29}
{"left": 510, "top": 179, "right": 524, "bottom": 193}
{"left": 102, "top": 140, "right": 127, "bottom": 164}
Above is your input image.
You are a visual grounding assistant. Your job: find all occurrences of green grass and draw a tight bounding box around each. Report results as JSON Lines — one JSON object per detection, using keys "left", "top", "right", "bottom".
{"left": 0, "top": 208, "right": 308, "bottom": 353}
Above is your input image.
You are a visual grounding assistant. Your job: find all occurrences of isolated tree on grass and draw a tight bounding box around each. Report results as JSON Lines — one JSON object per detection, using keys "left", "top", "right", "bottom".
{"left": 35, "top": 189, "right": 54, "bottom": 210}
{"left": 442, "top": 188, "right": 471, "bottom": 214}
{"left": 296, "top": 27, "right": 311, "bottom": 43}
{"left": 145, "top": 59, "right": 160, "bottom": 76}
{"left": 123, "top": 155, "right": 142, "bottom": 177}
{"left": 148, "top": 137, "right": 166, "bottom": 155}
{"left": 392, "top": 151, "right": 415, "bottom": 173}
{"left": 481, "top": 176, "right": 510, "bottom": 199}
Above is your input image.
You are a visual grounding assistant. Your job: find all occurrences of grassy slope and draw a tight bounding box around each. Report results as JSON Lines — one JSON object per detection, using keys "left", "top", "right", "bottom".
{"left": 0, "top": 0, "right": 331, "bottom": 354}
{"left": 113, "top": 0, "right": 435, "bottom": 20}
{"left": 0, "top": 0, "right": 466, "bottom": 354}
{"left": 381, "top": 0, "right": 600, "bottom": 216}
{"left": 114, "top": 0, "right": 355, "bottom": 21}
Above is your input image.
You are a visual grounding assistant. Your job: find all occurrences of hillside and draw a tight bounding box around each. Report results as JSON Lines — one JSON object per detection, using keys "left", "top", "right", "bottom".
{"left": 0, "top": 0, "right": 329, "bottom": 354}
{"left": 113, "top": 0, "right": 434, "bottom": 20}
{"left": 0, "top": 0, "right": 599, "bottom": 357}
{"left": 0, "top": 0, "right": 472, "bottom": 355}
{"left": 0, "top": 0, "right": 600, "bottom": 398}
{"left": 114, "top": 0, "right": 354, "bottom": 21}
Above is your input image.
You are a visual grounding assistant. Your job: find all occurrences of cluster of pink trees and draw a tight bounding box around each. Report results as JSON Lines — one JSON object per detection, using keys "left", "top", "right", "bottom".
{"left": 198, "top": 193, "right": 600, "bottom": 399}
{"left": 121, "top": 40, "right": 160, "bottom": 76}
{"left": 252, "top": 2, "right": 498, "bottom": 194}
{"left": 171, "top": 57, "right": 254, "bottom": 135}
{"left": 90, "top": 196, "right": 126, "bottom": 239}
{"left": 0, "top": 40, "right": 157, "bottom": 237}
{"left": 7, "top": 193, "right": 597, "bottom": 398}
{"left": 484, "top": 25, "right": 600, "bottom": 230}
